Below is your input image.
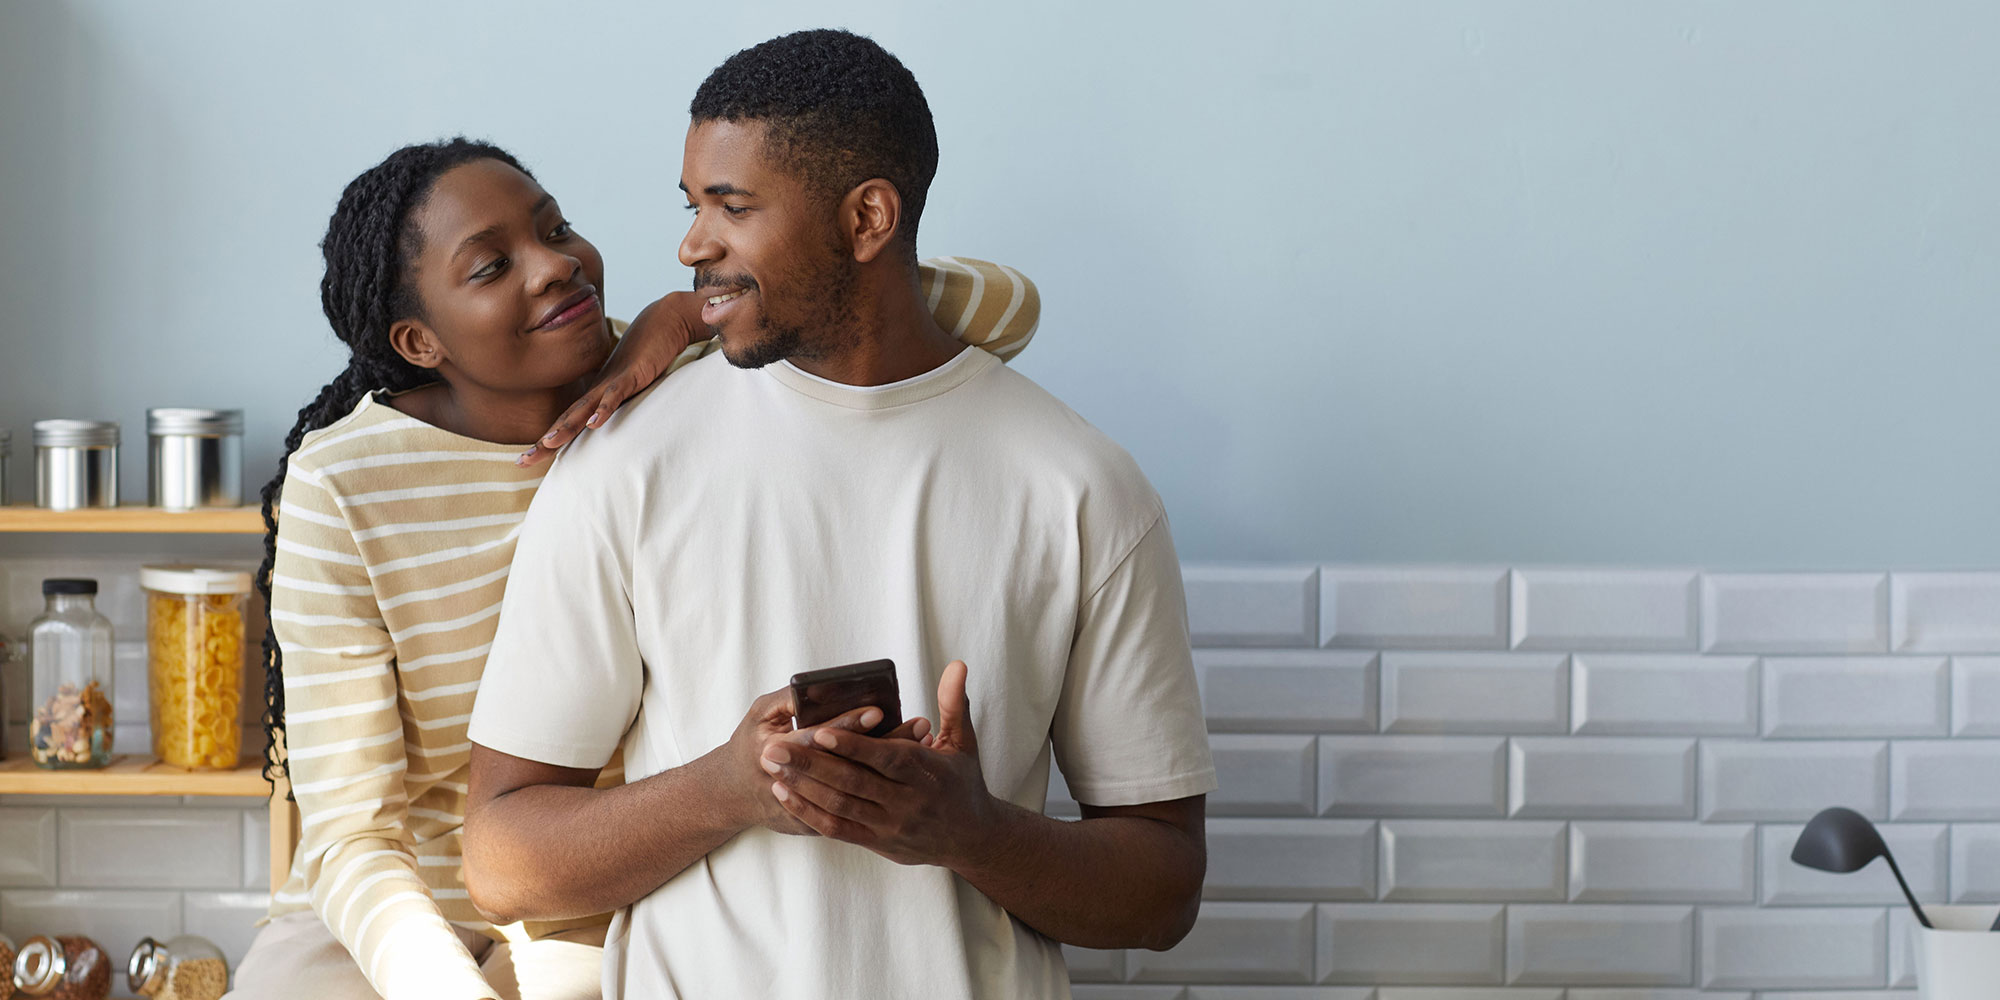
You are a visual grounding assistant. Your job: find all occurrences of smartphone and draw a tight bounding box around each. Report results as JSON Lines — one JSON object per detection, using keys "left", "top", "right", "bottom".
{"left": 790, "top": 659, "right": 902, "bottom": 738}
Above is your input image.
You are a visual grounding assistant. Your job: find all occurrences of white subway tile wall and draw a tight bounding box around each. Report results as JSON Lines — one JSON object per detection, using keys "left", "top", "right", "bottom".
{"left": 1510, "top": 570, "right": 1700, "bottom": 653}
{"left": 1699, "top": 574, "right": 1891, "bottom": 655}
{"left": 1891, "top": 573, "right": 2000, "bottom": 654}
{"left": 4, "top": 558, "right": 1999, "bottom": 996}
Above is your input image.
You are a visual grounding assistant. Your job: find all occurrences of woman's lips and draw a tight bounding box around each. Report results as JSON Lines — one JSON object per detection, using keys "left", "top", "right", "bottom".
{"left": 534, "top": 291, "right": 601, "bottom": 331}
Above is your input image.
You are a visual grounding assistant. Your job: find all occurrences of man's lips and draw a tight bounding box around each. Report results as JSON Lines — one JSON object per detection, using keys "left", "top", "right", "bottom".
{"left": 532, "top": 287, "right": 600, "bottom": 330}
{"left": 697, "top": 287, "right": 751, "bottom": 307}
{"left": 698, "top": 286, "right": 752, "bottom": 326}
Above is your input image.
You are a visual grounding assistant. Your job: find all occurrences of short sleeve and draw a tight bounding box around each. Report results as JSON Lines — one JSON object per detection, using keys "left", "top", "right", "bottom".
{"left": 1049, "top": 513, "right": 1217, "bottom": 807}
{"left": 467, "top": 461, "right": 643, "bottom": 769}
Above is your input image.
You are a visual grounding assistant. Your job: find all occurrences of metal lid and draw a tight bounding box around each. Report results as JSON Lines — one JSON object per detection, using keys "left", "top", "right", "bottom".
{"left": 141, "top": 564, "right": 252, "bottom": 595}
{"left": 128, "top": 936, "right": 166, "bottom": 996}
{"left": 43, "top": 577, "right": 99, "bottom": 596}
{"left": 13, "top": 936, "right": 65, "bottom": 995}
{"left": 32, "top": 419, "right": 119, "bottom": 448}
{"left": 147, "top": 408, "right": 244, "bottom": 437}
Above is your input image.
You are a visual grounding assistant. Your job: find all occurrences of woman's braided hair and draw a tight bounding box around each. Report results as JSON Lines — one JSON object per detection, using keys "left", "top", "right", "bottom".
{"left": 257, "top": 138, "right": 531, "bottom": 788}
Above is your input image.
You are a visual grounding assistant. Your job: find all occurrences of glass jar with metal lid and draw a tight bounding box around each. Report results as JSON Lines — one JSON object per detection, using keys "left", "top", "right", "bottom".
{"left": 33, "top": 420, "right": 119, "bottom": 511}
{"left": 12, "top": 934, "right": 111, "bottom": 1000}
{"left": 147, "top": 409, "right": 242, "bottom": 511}
{"left": 126, "top": 935, "right": 228, "bottom": 1000}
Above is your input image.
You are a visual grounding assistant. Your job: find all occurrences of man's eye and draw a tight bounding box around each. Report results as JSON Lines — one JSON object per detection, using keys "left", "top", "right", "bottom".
{"left": 722, "top": 205, "right": 748, "bottom": 217}
{"left": 684, "top": 204, "right": 698, "bottom": 214}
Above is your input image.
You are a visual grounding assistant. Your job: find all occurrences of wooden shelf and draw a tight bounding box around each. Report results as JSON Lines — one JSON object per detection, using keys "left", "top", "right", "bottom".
{"left": 0, "top": 505, "right": 263, "bottom": 534}
{"left": 0, "top": 511, "right": 295, "bottom": 892}
{"left": 0, "top": 754, "right": 271, "bottom": 797}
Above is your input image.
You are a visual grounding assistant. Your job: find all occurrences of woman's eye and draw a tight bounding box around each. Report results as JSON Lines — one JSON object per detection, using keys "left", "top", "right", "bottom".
{"left": 471, "top": 258, "right": 506, "bottom": 280}
{"left": 548, "top": 220, "right": 572, "bottom": 239}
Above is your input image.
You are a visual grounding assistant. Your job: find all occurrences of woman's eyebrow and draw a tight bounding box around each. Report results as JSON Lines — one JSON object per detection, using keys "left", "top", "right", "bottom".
{"left": 450, "top": 227, "right": 500, "bottom": 261}
{"left": 449, "top": 196, "right": 557, "bottom": 261}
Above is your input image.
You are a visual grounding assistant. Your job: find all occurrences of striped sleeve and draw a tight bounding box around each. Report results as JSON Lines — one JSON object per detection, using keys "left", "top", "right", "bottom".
{"left": 919, "top": 256, "right": 1041, "bottom": 361}
{"left": 272, "top": 459, "right": 495, "bottom": 1000}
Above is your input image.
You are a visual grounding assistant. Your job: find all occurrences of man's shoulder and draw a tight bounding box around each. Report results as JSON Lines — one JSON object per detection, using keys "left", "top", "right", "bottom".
{"left": 973, "top": 362, "right": 1150, "bottom": 475}
{"left": 552, "top": 352, "right": 736, "bottom": 472}
{"left": 966, "top": 362, "right": 1164, "bottom": 523}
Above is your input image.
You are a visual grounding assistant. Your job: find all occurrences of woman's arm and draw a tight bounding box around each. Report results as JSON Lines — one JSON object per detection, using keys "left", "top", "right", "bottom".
{"left": 521, "top": 259, "right": 1041, "bottom": 463}
{"left": 271, "top": 460, "right": 495, "bottom": 1000}
{"left": 915, "top": 257, "right": 1041, "bottom": 361}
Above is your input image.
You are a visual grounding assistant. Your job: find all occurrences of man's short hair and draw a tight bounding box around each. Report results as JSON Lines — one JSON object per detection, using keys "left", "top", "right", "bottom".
{"left": 690, "top": 29, "right": 938, "bottom": 257}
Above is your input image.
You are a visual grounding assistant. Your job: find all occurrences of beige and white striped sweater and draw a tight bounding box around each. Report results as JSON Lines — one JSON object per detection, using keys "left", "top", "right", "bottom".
{"left": 267, "top": 257, "right": 1038, "bottom": 1000}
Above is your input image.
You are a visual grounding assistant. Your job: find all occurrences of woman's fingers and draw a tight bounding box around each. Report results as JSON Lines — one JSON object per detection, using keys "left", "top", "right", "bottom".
{"left": 520, "top": 392, "right": 600, "bottom": 466}
{"left": 588, "top": 372, "right": 639, "bottom": 427}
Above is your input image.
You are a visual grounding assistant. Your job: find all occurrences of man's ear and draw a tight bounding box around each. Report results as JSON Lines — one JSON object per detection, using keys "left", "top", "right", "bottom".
{"left": 841, "top": 179, "right": 903, "bottom": 264}
{"left": 388, "top": 318, "right": 446, "bottom": 370}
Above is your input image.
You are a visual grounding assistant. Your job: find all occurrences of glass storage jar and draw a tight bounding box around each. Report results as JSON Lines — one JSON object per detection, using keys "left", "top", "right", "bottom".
{"left": 142, "top": 566, "right": 250, "bottom": 769}
{"left": 127, "top": 935, "right": 228, "bottom": 1000}
{"left": 0, "top": 631, "right": 16, "bottom": 763}
{"left": 28, "top": 579, "right": 115, "bottom": 769}
{"left": 12, "top": 935, "right": 111, "bottom": 1000}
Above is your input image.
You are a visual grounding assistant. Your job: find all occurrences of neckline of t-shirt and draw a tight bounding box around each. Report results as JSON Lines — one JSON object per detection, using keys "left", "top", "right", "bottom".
{"left": 766, "top": 346, "right": 994, "bottom": 410}
{"left": 341, "top": 316, "right": 636, "bottom": 454}
{"left": 352, "top": 389, "right": 528, "bottom": 454}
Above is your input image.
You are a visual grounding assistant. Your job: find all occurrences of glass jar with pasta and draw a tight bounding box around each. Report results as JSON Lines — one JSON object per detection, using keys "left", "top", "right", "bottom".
{"left": 141, "top": 565, "right": 251, "bottom": 770}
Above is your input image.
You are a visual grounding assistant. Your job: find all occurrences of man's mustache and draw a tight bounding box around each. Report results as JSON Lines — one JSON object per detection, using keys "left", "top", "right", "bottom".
{"left": 694, "top": 271, "right": 759, "bottom": 294}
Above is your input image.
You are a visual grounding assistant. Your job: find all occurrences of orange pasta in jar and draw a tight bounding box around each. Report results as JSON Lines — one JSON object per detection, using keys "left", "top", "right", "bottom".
{"left": 142, "top": 566, "right": 251, "bottom": 770}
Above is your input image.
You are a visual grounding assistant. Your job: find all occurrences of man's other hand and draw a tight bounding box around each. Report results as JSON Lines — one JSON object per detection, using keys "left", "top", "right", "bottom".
{"left": 761, "top": 660, "right": 1000, "bottom": 867}
{"left": 728, "top": 687, "right": 929, "bottom": 837}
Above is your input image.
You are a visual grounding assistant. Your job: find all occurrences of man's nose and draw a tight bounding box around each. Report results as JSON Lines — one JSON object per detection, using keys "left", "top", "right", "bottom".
{"left": 679, "top": 214, "right": 720, "bottom": 269}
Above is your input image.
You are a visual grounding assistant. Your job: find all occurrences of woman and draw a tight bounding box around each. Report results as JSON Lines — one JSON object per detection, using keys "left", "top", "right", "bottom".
{"left": 227, "top": 137, "right": 1038, "bottom": 1000}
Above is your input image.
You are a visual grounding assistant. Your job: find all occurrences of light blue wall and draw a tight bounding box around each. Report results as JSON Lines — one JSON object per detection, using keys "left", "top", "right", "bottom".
{"left": 2, "top": 1, "right": 1996, "bottom": 567}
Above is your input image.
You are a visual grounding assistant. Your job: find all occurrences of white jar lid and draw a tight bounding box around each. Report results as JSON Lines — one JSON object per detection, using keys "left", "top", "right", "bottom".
{"left": 141, "top": 564, "right": 253, "bottom": 595}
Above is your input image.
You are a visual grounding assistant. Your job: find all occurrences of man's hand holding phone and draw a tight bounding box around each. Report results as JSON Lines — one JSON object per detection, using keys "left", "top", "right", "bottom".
{"left": 759, "top": 660, "right": 1003, "bottom": 869}
{"left": 719, "top": 668, "right": 928, "bottom": 838}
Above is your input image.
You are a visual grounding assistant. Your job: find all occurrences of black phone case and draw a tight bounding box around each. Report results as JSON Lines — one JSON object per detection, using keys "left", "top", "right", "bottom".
{"left": 791, "top": 659, "right": 902, "bottom": 737}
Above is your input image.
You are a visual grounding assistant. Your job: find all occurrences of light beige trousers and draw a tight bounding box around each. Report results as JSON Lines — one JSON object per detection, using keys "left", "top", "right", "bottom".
{"left": 223, "top": 910, "right": 604, "bottom": 1000}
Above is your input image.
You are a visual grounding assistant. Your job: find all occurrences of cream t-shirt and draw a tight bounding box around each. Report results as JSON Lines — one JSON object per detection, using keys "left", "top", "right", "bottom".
{"left": 468, "top": 347, "right": 1216, "bottom": 999}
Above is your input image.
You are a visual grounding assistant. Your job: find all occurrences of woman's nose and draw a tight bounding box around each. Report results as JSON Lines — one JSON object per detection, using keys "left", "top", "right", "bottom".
{"left": 529, "top": 242, "right": 584, "bottom": 292}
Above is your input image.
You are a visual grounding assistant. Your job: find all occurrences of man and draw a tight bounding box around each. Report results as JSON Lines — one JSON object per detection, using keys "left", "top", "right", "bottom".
{"left": 463, "top": 28, "right": 1215, "bottom": 998}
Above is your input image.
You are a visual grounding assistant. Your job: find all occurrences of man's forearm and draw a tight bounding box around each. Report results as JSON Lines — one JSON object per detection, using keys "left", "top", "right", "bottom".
{"left": 463, "top": 749, "right": 744, "bottom": 923}
{"left": 950, "top": 802, "right": 1204, "bottom": 951}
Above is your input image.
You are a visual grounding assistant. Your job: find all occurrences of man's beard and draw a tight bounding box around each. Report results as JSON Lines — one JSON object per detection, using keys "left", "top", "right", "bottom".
{"left": 708, "top": 246, "right": 861, "bottom": 371}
